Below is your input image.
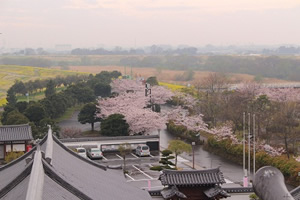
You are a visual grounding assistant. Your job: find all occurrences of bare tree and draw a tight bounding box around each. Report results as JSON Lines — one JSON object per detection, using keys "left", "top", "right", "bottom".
{"left": 118, "top": 143, "right": 132, "bottom": 173}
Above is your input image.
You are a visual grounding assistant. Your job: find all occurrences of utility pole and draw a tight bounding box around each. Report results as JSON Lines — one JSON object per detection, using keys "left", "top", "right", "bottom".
{"left": 192, "top": 142, "right": 195, "bottom": 169}
{"left": 253, "top": 114, "right": 256, "bottom": 176}
{"left": 243, "top": 112, "right": 245, "bottom": 182}
{"left": 248, "top": 113, "right": 251, "bottom": 185}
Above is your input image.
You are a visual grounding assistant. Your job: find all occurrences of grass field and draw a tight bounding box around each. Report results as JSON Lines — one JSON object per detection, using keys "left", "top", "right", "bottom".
{"left": 0, "top": 65, "right": 85, "bottom": 106}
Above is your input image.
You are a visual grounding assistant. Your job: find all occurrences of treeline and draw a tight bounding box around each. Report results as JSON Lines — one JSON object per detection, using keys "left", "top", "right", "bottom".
{"left": 1, "top": 71, "right": 121, "bottom": 139}
{"left": 10, "top": 74, "right": 88, "bottom": 95}
{"left": 71, "top": 46, "right": 198, "bottom": 55}
{"left": 2, "top": 55, "right": 300, "bottom": 81}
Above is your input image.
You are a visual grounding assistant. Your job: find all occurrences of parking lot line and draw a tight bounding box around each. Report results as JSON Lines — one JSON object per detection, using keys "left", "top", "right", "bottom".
{"left": 132, "top": 165, "right": 154, "bottom": 180}
{"left": 125, "top": 173, "right": 135, "bottom": 181}
{"left": 102, "top": 155, "right": 107, "bottom": 160}
{"left": 149, "top": 154, "right": 154, "bottom": 158}
{"left": 115, "top": 154, "right": 123, "bottom": 159}
{"left": 131, "top": 153, "right": 139, "bottom": 158}
{"left": 148, "top": 164, "right": 153, "bottom": 167}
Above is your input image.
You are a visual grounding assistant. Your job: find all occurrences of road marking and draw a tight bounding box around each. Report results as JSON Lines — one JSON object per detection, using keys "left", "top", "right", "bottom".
{"left": 131, "top": 153, "right": 139, "bottom": 158}
{"left": 148, "top": 164, "right": 153, "bottom": 167}
{"left": 125, "top": 173, "right": 135, "bottom": 181}
{"left": 102, "top": 155, "right": 107, "bottom": 160}
{"left": 132, "top": 165, "right": 154, "bottom": 180}
{"left": 115, "top": 154, "right": 123, "bottom": 159}
{"left": 149, "top": 154, "right": 154, "bottom": 158}
{"left": 141, "top": 186, "right": 164, "bottom": 190}
{"left": 127, "top": 178, "right": 158, "bottom": 182}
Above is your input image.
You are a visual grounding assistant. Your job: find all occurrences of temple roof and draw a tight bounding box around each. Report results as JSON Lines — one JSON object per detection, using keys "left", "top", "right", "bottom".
{"left": 159, "top": 168, "right": 226, "bottom": 186}
{"left": 0, "top": 124, "right": 33, "bottom": 142}
{"left": 0, "top": 127, "right": 152, "bottom": 200}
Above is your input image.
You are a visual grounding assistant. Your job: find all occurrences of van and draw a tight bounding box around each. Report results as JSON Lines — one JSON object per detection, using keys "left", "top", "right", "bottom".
{"left": 135, "top": 145, "right": 150, "bottom": 157}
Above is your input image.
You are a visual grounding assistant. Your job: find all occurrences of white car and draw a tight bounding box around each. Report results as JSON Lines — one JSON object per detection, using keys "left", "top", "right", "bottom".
{"left": 87, "top": 148, "right": 103, "bottom": 160}
{"left": 135, "top": 145, "right": 150, "bottom": 157}
{"left": 75, "top": 147, "right": 87, "bottom": 158}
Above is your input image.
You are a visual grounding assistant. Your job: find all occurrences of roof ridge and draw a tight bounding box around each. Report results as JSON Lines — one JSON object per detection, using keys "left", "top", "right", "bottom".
{"left": 25, "top": 145, "right": 44, "bottom": 200}
{"left": 52, "top": 135, "right": 107, "bottom": 171}
{"left": 0, "top": 124, "right": 30, "bottom": 128}
{"left": 162, "top": 167, "right": 220, "bottom": 174}
{"left": 42, "top": 160, "right": 93, "bottom": 200}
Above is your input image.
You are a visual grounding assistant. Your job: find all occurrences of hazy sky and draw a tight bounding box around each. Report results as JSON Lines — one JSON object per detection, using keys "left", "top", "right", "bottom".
{"left": 1, "top": 0, "right": 300, "bottom": 48}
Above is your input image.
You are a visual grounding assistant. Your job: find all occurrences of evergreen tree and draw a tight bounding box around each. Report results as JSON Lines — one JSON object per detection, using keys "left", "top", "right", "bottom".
{"left": 78, "top": 103, "right": 101, "bottom": 131}
{"left": 100, "top": 114, "right": 129, "bottom": 136}
{"left": 45, "top": 80, "right": 55, "bottom": 98}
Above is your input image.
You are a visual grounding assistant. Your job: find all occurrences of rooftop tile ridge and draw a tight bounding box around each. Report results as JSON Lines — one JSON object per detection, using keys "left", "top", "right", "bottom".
{"left": 162, "top": 167, "right": 221, "bottom": 174}
{"left": 0, "top": 123, "right": 30, "bottom": 128}
{"left": 25, "top": 145, "right": 44, "bottom": 200}
{"left": 44, "top": 125, "right": 53, "bottom": 165}
{"left": 42, "top": 159, "right": 93, "bottom": 200}
{"left": 0, "top": 161, "right": 33, "bottom": 198}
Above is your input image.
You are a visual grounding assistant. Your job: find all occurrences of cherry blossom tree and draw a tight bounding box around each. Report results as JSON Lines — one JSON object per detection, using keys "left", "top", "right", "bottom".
{"left": 97, "top": 79, "right": 174, "bottom": 135}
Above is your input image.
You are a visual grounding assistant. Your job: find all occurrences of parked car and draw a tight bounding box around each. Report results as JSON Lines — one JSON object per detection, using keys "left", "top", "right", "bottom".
{"left": 87, "top": 148, "right": 103, "bottom": 160}
{"left": 135, "top": 145, "right": 150, "bottom": 157}
{"left": 75, "top": 147, "right": 87, "bottom": 158}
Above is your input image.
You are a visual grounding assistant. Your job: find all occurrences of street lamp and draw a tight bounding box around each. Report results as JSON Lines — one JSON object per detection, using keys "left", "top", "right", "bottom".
{"left": 192, "top": 142, "right": 195, "bottom": 169}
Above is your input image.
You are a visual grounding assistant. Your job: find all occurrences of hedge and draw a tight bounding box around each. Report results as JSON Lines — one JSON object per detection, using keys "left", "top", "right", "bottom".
{"left": 205, "top": 137, "right": 300, "bottom": 186}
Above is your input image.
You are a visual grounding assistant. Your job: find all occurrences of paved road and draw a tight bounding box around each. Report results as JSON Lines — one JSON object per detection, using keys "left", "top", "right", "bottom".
{"left": 58, "top": 111, "right": 101, "bottom": 132}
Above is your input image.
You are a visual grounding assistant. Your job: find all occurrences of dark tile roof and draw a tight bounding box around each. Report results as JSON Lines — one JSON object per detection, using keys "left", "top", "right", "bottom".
{"left": 0, "top": 124, "right": 33, "bottom": 142}
{"left": 204, "top": 185, "right": 230, "bottom": 198}
{"left": 0, "top": 127, "right": 152, "bottom": 200}
{"left": 159, "top": 168, "right": 226, "bottom": 186}
{"left": 0, "top": 137, "right": 47, "bottom": 192}
{"left": 290, "top": 185, "right": 300, "bottom": 200}
{"left": 161, "top": 186, "right": 187, "bottom": 199}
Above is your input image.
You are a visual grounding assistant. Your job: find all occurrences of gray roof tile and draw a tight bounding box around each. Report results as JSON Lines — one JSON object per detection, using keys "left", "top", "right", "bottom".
{"left": 0, "top": 124, "right": 33, "bottom": 142}
{"left": 159, "top": 168, "right": 226, "bottom": 186}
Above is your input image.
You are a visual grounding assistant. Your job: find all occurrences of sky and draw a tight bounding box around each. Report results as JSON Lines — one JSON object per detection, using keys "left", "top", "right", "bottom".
{"left": 1, "top": 0, "right": 300, "bottom": 49}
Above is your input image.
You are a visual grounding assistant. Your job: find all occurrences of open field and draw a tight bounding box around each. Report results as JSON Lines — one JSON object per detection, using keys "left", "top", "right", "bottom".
{"left": 67, "top": 65, "right": 291, "bottom": 85}
{"left": 0, "top": 65, "right": 85, "bottom": 106}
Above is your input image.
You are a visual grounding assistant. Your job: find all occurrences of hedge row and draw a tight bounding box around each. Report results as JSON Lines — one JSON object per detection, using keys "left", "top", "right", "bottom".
{"left": 166, "top": 120, "right": 203, "bottom": 144}
{"left": 205, "top": 137, "right": 300, "bottom": 186}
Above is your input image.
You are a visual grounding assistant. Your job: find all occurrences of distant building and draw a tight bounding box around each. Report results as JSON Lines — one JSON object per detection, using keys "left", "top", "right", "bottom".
{"left": 0, "top": 127, "right": 152, "bottom": 200}
{"left": 0, "top": 124, "right": 33, "bottom": 160}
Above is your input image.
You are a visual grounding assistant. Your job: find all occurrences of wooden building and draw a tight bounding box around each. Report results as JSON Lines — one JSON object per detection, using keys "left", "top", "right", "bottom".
{"left": 158, "top": 168, "right": 230, "bottom": 200}
{"left": 0, "top": 124, "right": 33, "bottom": 160}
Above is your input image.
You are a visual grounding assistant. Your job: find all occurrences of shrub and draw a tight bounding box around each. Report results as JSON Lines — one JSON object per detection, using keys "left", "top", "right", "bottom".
{"left": 5, "top": 151, "right": 24, "bottom": 164}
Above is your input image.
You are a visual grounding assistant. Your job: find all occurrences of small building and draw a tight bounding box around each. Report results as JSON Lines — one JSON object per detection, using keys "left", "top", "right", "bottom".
{"left": 158, "top": 168, "right": 230, "bottom": 200}
{"left": 0, "top": 124, "right": 33, "bottom": 160}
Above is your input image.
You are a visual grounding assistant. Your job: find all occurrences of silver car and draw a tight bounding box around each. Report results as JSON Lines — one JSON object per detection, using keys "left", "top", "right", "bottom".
{"left": 135, "top": 145, "right": 150, "bottom": 157}
{"left": 87, "top": 148, "right": 103, "bottom": 160}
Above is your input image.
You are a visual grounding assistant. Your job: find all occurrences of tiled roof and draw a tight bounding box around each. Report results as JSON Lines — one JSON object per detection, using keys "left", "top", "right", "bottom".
{"left": 0, "top": 124, "right": 33, "bottom": 141}
{"left": 161, "top": 186, "right": 187, "bottom": 199}
{"left": 0, "top": 127, "right": 152, "bottom": 200}
{"left": 204, "top": 185, "right": 230, "bottom": 198}
{"left": 159, "top": 168, "right": 226, "bottom": 186}
{"left": 291, "top": 186, "right": 300, "bottom": 200}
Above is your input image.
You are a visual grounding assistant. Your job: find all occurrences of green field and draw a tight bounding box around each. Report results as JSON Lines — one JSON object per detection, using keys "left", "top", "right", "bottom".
{"left": 0, "top": 65, "right": 85, "bottom": 106}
